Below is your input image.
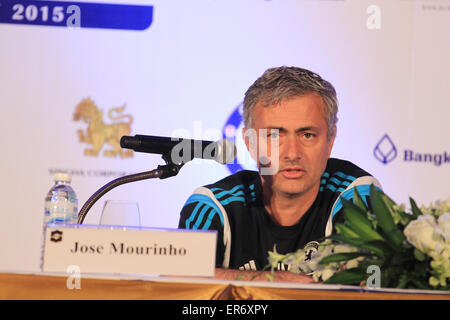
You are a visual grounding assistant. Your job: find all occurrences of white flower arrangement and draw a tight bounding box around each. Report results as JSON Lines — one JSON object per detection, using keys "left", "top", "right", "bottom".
{"left": 268, "top": 187, "right": 450, "bottom": 290}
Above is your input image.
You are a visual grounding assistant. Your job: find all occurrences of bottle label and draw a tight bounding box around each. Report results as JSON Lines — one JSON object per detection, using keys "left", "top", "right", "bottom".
{"left": 45, "top": 201, "right": 78, "bottom": 224}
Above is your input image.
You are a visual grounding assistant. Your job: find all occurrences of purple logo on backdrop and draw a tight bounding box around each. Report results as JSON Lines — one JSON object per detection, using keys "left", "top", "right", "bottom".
{"left": 374, "top": 134, "right": 397, "bottom": 164}
{"left": 374, "top": 134, "right": 449, "bottom": 166}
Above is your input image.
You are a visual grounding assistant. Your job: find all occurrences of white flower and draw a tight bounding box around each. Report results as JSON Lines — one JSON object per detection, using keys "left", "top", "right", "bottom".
{"left": 346, "top": 258, "right": 359, "bottom": 269}
{"left": 333, "top": 244, "right": 357, "bottom": 254}
{"left": 436, "top": 213, "right": 450, "bottom": 241}
{"left": 321, "top": 268, "right": 335, "bottom": 281}
{"left": 421, "top": 198, "right": 450, "bottom": 217}
{"left": 267, "top": 246, "right": 286, "bottom": 269}
{"left": 427, "top": 241, "right": 450, "bottom": 287}
{"left": 403, "top": 214, "right": 443, "bottom": 256}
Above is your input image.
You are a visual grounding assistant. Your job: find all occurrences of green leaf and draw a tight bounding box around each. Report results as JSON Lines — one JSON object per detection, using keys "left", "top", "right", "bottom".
{"left": 369, "top": 185, "right": 396, "bottom": 231}
{"left": 335, "top": 223, "right": 360, "bottom": 239}
{"left": 369, "top": 185, "right": 405, "bottom": 249}
{"left": 323, "top": 268, "right": 367, "bottom": 285}
{"left": 397, "top": 274, "right": 411, "bottom": 289}
{"left": 413, "top": 248, "right": 426, "bottom": 262}
{"left": 342, "top": 198, "right": 371, "bottom": 227}
{"left": 394, "top": 208, "right": 413, "bottom": 226}
{"left": 319, "top": 252, "right": 373, "bottom": 265}
{"left": 353, "top": 187, "right": 368, "bottom": 212}
{"left": 380, "top": 192, "right": 411, "bottom": 226}
{"left": 265, "top": 273, "right": 274, "bottom": 282}
{"left": 328, "top": 235, "right": 387, "bottom": 259}
{"left": 380, "top": 191, "right": 397, "bottom": 207}
{"left": 354, "top": 188, "right": 379, "bottom": 228}
{"left": 342, "top": 199, "right": 386, "bottom": 242}
{"left": 409, "top": 197, "right": 422, "bottom": 219}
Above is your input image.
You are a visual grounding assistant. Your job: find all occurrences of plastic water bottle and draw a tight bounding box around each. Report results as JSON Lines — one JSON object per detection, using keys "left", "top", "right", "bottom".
{"left": 44, "top": 173, "right": 79, "bottom": 225}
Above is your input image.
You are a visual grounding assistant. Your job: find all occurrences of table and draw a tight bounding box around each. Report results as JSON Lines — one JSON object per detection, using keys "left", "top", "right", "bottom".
{"left": 1, "top": 272, "right": 449, "bottom": 300}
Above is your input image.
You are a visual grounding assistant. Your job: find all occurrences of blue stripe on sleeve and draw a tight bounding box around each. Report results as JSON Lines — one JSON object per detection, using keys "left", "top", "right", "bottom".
{"left": 219, "top": 196, "right": 245, "bottom": 206}
{"left": 203, "top": 208, "right": 222, "bottom": 230}
{"left": 184, "top": 194, "right": 224, "bottom": 228}
{"left": 185, "top": 202, "right": 203, "bottom": 229}
{"left": 213, "top": 184, "right": 244, "bottom": 199}
{"left": 333, "top": 171, "right": 357, "bottom": 182}
{"left": 192, "top": 204, "right": 213, "bottom": 230}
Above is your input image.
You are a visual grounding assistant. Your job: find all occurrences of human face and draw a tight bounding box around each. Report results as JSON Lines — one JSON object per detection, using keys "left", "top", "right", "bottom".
{"left": 243, "top": 93, "right": 336, "bottom": 198}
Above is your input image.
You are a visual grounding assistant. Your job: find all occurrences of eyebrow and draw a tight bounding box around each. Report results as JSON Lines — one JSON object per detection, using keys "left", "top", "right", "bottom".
{"left": 266, "top": 126, "right": 320, "bottom": 133}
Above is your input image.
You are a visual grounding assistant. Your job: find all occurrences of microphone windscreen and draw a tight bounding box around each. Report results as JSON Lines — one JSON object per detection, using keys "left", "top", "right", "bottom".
{"left": 120, "top": 136, "right": 139, "bottom": 149}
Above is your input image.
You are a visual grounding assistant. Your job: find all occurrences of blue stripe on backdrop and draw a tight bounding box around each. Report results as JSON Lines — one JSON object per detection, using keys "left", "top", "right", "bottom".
{"left": 0, "top": 0, "right": 153, "bottom": 30}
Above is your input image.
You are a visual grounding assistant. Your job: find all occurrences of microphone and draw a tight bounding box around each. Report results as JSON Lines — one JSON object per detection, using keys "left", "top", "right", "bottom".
{"left": 120, "top": 135, "right": 237, "bottom": 164}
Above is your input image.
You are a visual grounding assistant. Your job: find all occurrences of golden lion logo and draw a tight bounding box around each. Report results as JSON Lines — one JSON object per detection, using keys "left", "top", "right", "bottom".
{"left": 73, "top": 98, "right": 134, "bottom": 158}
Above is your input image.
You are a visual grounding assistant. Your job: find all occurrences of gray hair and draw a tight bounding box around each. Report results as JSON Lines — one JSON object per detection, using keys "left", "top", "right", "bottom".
{"left": 243, "top": 66, "right": 338, "bottom": 140}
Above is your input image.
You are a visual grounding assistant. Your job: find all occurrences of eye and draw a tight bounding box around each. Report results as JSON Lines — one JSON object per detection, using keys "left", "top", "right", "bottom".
{"left": 303, "top": 132, "right": 316, "bottom": 139}
{"left": 268, "top": 131, "right": 279, "bottom": 138}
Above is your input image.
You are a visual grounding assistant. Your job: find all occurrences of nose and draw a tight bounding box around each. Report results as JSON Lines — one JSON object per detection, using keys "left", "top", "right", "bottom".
{"left": 283, "top": 135, "right": 302, "bottom": 161}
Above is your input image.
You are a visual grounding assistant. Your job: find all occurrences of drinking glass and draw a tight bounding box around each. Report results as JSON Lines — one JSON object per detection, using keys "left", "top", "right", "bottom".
{"left": 100, "top": 200, "right": 141, "bottom": 228}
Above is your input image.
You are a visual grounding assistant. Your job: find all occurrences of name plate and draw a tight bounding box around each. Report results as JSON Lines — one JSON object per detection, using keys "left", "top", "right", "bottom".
{"left": 42, "top": 224, "right": 217, "bottom": 277}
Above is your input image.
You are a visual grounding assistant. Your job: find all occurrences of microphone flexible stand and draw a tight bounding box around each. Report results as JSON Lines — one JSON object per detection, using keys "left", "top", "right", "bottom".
{"left": 77, "top": 155, "right": 183, "bottom": 224}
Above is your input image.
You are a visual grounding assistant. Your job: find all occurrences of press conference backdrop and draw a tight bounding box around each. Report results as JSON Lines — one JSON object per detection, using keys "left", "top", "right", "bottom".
{"left": 0, "top": 0, "right": 449, "bottom": 272}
